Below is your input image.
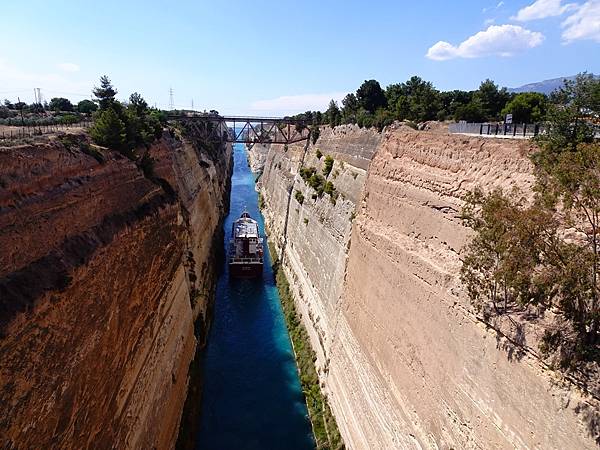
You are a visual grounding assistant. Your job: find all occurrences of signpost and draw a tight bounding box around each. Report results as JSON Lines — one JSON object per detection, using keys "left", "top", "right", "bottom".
{"left": 505, "top": 114, "right": 513, "bottom": 124}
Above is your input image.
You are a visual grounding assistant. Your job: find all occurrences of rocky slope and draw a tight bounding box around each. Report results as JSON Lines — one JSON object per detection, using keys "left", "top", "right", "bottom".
{"left": 252, "top": 123, "right": 599, "bottom": 449}
{"left": 0, "top": 131, "right": 232, "bottom": 449}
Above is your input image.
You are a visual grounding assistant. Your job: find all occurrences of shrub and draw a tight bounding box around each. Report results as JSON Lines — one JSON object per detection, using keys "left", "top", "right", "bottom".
{"left": 310, "top": 126, "right": 320, "bottom": 145}
{"left": 323, "top": 156, "right": 334, "bottom": 177}
{"left": 295, "top": 190, "right": 304, "bottom": 205}
{"left": 60, "top": 114, "right": 79, "bottom": 125}
{"left": 315, "top": 149, "right": 323, "bottom": 159}
{"left": 299, "top": 166, "right": 317, "bottom": 181}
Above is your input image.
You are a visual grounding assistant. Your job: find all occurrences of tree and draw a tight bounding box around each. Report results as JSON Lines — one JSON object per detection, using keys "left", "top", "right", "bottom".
{"left": 385, "top": 77, "right": 440, "bottom": 122}
{"left": 341, "top": 93, "right": 359, "bottom": 123}
{"left": 49, "top": 97, "right": 74, "bottom": 112}
{"left": 77, "top": 99, "right": 98, "bottom": 114}
{"left": 93, "top": 75, "right": 118, "bottom": 111}
{"left": 439, "top": 90, "right": 472, "bottom": 120}
{"left": 90, "top": 107, "right": 127, "bottom": 152}
{"left": 454, "top": 102, "right": 485, "bottom": 122}
{"left": 501, "top": 92, "right": 547, "bottom": 123}
{"left": 356, "top": 79, "right": 387, "bottom": 114}
{"left": 462, "top": 75, "right": 600, "bottom": 370}
{"left": 128, "top": 92, "right": 148, "bottom": 116}
{"left": 326, "top": 100, "right": 341, "bottom": 128}
{"left": 473, "top": 79, "right": 511, "bottom": 121}
{"left": 537, "top": 73, "right": 600, "bottom": 151}
{"left": 461, "top": 188, "right": 553, "bottom": 315}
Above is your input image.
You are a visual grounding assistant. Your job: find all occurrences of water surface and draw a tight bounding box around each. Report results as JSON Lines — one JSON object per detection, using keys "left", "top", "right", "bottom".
{"left": 196, "top": 144, "right": 314, "bottom": 450}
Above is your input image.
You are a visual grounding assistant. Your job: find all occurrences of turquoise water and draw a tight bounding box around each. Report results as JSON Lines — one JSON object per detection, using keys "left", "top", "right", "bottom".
{"left": 196, "top": 144, "right": 315, "bottom": 450}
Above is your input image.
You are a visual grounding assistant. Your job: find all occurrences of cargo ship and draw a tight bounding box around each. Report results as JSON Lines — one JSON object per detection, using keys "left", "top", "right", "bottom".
{"left": 229, "top": 210, "right": 264, "bottom": 278}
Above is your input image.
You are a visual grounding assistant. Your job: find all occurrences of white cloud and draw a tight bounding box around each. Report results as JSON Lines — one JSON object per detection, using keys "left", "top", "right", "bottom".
{"left": 57, "top": 62, "right": 80, "bottom": 72}
{"left": 250, "top": 92, "right": 347, "bottom": 115}
{"left": 483, "top": 2, "right": 504, "bottom": 13}
{"left": 426, "top": 24, "right": 545, "bottom": 60}
{"left": 484, "top": 18, "right": 496, "bottom": 25}
{"left": 562, "top": 1, "right": 600, "bottom": 42}
{"left": 513, "top": 0, "right": 575, "bottom": 21}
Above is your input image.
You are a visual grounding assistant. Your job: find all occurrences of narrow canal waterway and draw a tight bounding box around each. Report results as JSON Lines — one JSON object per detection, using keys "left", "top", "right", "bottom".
{"left": 196, "top": 144, "right": 315, "bottom": 449}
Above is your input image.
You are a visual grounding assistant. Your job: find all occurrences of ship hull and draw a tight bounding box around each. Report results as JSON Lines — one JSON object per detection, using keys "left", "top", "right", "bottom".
{"left": 229, "top": 261, "right": 263, "bottom": 278}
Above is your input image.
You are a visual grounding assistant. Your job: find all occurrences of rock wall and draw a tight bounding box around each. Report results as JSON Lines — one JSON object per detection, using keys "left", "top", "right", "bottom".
{"left": 0, "top": 131, "right": 232, "bottom": 450}
{"left": 252, "top": 124, "right": 599, "bottom": 449}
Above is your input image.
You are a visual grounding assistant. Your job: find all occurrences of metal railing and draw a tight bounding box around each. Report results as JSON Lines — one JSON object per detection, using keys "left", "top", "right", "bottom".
{"left": 449, "top": 122, "right": 545, "bottom": 138}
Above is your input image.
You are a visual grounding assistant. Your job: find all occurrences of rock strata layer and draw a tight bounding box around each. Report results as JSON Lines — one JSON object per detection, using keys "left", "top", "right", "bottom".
{"left": 0, "top": 132, "right": 232, "bottom": 450}
{"left": 252, "top": 123, "right": 598, "bottom": 449}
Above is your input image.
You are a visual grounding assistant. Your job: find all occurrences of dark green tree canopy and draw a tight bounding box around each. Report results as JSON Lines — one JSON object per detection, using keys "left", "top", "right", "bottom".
{"left": 77, "top": 99, "right": 98, "bottom": 114}
{"left": 501, "top": 92, "right": 548, "bottom": 123}
{"left": 473, "top": 79, "right": 511, "bottom": 121}
{"left": 326, "top": 100, "right": 341, "bottom": 128}
{"left": 49, "top": 97, "right": 73, "bottom": 112}
{"left": 128, "top": 92, "right": 148, "bottom": 116}
{"left": 90, "top": 107, "right": 126, "bottom": 151}
{"left": 356, "top": 79, "right": 387, "bottom": 114}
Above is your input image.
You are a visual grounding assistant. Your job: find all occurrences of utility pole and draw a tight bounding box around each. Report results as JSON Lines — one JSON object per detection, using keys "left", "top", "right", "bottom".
{"left": 191, "top": 98, "right": 194, "bottom": 111}
{"left": 169, "top": 87, "right": 174, "bottom": 111}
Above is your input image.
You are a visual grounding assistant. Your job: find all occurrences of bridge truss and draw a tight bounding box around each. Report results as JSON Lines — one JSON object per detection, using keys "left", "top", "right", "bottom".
{"left": 168, "top": 114, "right": 311, "bottom": 145}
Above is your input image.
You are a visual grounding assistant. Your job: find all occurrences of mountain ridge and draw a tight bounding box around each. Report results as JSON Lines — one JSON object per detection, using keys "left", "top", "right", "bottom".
{"left": 509, "top": 74, "right": 598, "bottom": 95}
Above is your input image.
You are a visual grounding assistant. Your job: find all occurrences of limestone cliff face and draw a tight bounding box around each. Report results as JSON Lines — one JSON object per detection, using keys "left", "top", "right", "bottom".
{"left": 254, "top": 125, "right": 380, "bottom": 371}
{"left": 252, "top": 124, "right": 599, "bottom": 449}
{"left": 0, "top": 131, "right": 232, "bottom": 450}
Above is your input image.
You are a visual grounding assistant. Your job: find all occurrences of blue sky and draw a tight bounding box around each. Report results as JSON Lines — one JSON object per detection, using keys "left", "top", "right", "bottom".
{"left": 1, "top": 0, "right": 598, "bottom": 115}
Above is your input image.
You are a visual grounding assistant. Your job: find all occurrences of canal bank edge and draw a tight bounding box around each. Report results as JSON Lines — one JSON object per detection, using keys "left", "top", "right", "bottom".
{"left": 268, "top": 241, "right": 344, "bottom": 450}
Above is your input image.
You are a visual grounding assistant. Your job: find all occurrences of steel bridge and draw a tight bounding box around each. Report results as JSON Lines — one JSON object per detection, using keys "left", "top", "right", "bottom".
{"left": 167, "top": 113, "right": 311, "bottom": 145}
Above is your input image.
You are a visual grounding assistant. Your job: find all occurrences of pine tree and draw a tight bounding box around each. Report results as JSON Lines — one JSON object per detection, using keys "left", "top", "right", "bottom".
{"left": 90, "top": 107, "right": 126, "bottom": 152}
{"left": 93, "top": 75, "right": 118, "bottom": 111}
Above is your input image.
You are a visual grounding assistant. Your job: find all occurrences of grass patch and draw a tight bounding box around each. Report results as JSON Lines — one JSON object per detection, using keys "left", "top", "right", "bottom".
{"left": 269, "top": 244, "right": 345, "bottom": 450}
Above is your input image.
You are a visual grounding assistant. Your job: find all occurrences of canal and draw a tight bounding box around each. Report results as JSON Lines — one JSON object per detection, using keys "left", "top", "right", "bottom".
{"left": 196, "top": 143, "right": 315, "bottom": 449}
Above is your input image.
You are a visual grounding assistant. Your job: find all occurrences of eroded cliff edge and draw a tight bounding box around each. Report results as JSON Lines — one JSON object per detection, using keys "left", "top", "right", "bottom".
{"left": 251, "top": 124, "right": 599, "bottom": 449}
{"left": 0, "top": 131, "right": 232, "bottom": 449}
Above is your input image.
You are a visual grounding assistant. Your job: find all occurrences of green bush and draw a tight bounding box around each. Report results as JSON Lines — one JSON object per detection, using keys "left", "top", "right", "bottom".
{"left": 315, "top": 148, "right": 323, "bottom": 159}
{"left": 295, "top": 190, "right": 304, "bottom": 205}
{"left": 299, "top": 166, "right": 317, "bottom": 180}
{"left": 323, "top": 156, "right": 334, "bottom": 177}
